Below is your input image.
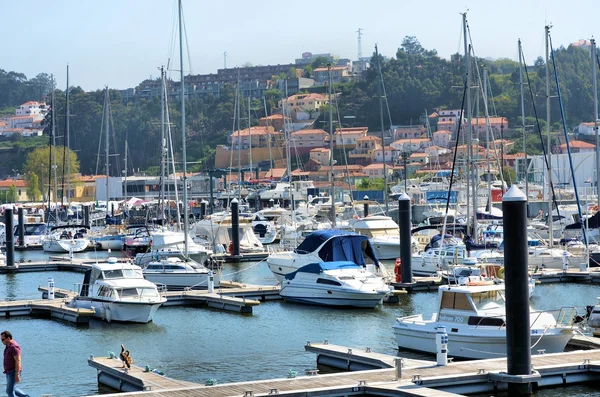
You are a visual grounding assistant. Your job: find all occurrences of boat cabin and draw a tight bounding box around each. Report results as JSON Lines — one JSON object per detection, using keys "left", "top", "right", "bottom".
{"left": 437, "top": 285, "right": 506, "bottom": 326}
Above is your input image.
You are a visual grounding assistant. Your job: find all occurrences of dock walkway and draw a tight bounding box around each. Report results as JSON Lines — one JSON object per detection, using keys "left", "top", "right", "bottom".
{"left": 87, "top": 347, "right": 600, "bottom": 396}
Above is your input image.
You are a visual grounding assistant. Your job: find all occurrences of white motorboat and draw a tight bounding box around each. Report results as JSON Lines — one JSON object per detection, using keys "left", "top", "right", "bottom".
{"left": 68, "top": 257, "right": 166, "bottom": 323}
{"left": 13, "top": 222, "right": 46, "bottom": 248}
{"left": 42, "top": 225, "right": 91, "bottom": 253}
{"left": 392, "top": 284, "right": 574, "bottom": 359}
{"left": 350, "top": 215, "right": 418, "bottom": 260}
{"left": 267, "top": 230, "right": 389, "bottom": 282}
{"left": 142, "top": 257, "right": 220, "bottom": 291}
{"left": 280, "top": 261, "right": 392, "bottom": 308}
{"left": 135, "top": 230, "right": 212, "bottom": 266}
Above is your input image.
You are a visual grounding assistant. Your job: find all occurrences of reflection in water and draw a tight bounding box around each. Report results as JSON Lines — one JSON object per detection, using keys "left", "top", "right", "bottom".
{"left": 4, "top": 274, "right": 18, "bottom": 301}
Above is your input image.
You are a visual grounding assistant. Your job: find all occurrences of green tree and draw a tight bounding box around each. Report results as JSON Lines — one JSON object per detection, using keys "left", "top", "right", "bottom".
{"left": 7, "top": 184, "right": 17, "bottom": 203}
{"left": 26, "top": 172, "right": 41, "bottom": 201}
{"left": 502, "top": 166, "right": 517, "bottom": 186}
{"left": 311, "top": 57, "right": 329, "bottom": 70}
{"left": 24, "top": 145, "right": 80, "bottom": 196}
{"left": 303, "top": 65, "right": 313, "bottom": 78}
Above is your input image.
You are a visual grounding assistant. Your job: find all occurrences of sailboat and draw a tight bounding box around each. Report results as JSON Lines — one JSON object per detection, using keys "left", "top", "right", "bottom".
{"left": 140, "top": 0, "right": 216, "bottom": 290}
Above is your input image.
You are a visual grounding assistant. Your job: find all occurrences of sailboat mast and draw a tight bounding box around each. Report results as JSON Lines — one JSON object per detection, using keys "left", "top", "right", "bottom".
{"left": 66, "top": 65, "right": 71, "bottom": 205}
{"left": 178, "top": 0, "right": 189, "bottom": 255}
{"left": 463, "top": 13, "right": 476, "bottom": 240}
{"left": 375, "top": 44, "right": 389, "bottom": 215}
{"left": 592, "top": 38, "right": 600, "bottom": 203}
{"left": 264, "top": 96, "right": 273, "bottom": 171}
{"left": 484, "top": 68, "right": 492, "bottom": 212}
{"left": 51, "top": 76, "right": 59, "bottom": 221}
{"left": 105, "top": 87, "right": 110, "bottom": 212}
{"left": 248, "top": 96, "right": 252, "bottom": 179}
{"left": 546, "top": 25, "right": 553, "bottom": 246}
{"left": 236, "top": 71, "right": 241, "bottom": 188}
{"left": 160, "top": 66, "right": 166, "bottom": 222}
{"left": 328, "top": 64, "right": 335, "bottom": 227}
{"left": 518, "top": 39, "right": 529, "bottom": 208}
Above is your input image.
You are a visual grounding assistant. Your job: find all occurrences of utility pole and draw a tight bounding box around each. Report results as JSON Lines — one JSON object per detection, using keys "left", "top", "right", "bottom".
{"left": 224, "top": 51, "right": 227, "bottom": 69}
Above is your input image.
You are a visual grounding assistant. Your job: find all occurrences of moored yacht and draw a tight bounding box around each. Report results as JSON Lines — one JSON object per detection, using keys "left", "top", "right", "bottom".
{"left": 350, "top": 215, "right": 418, "bottom": 259}
{"left": 68, "top": 258, "right": 166, "bottom": 323}
{"left": 142, "top": 257, "right": 220, "bottom": 291}
{"left": 267, "top": 230, "right": 389, "bottom": 282}
{"left": 393, "top": 283, "right": 574, "bottom": 359}
{"left": 280, "top": 261, "right": 391, "bottom": 308}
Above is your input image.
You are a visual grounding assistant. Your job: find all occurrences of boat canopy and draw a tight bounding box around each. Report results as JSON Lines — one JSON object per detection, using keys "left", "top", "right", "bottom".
{"left": 294, "top": 230, "right": 379, "bottom": 266}
{"left": 285, "top": 261, "right": 361, "bottom": 280}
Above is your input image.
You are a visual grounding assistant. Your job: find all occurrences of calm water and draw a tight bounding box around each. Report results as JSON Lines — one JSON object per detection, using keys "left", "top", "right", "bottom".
{"left": 1, "top": 252, "right": 600, "bottom": 396}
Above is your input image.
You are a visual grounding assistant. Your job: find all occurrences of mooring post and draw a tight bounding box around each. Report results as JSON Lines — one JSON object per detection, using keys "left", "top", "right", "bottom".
{"left": 231, "top": 198, "right": 240, "bottom": 256}
{"left": 503, "top": 185, "right": 531, "bottom": 395}
{"left": 200, "top": 200, "right": 207, "bottom": 220}
{"left": 363, "top": 196, "right": 369, "bottom": 218}
{"left": 398, "top": 193, "right": 412, "bottom": 283}
{"left": 83, "top": 205, "right": 90, "bottom": 228}
{"left": 5, "top": 208, "right": 14, "bottom": 266}
{"left": 17, "top": 207, "right": 24, "bottom": 249}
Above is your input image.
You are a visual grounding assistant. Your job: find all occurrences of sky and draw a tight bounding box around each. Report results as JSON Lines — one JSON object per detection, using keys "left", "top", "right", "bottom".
{"left": 2, "top": 0, "right": 598, "bottom": 92}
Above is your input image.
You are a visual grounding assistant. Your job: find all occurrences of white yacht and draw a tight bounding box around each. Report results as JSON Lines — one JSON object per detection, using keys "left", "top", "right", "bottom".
{"left": 68, "top": 258, "right": 166, "bottom": 323}
{"left": 42, "top": 225, "right": 91, "bottom": 253}
{"left": 350, "top": 215, "right": 418, "bottom": 260}
{"left": 280, "top": 261, "right": 391, "bottom": 308}
{"left": 393, "top": 284, "right": 574, "bottom": 359}
{"left": 267, "top": 230, "right": 389, "bottom": 282}
{"left": 142, "top": 257, "right": 220, "bottom": 291}
{"left": 135, "top": 230, "right": 212, "bottom": 266}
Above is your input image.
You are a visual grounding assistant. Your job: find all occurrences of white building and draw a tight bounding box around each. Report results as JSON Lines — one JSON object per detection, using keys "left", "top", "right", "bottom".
{"left": 16, "top": 101, "right": 47, "bottom": 117}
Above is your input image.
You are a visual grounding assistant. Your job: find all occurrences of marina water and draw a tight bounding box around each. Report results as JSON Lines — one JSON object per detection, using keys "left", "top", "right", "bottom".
{"left": 2, "top": 251, "right": 600, "bottom": 396}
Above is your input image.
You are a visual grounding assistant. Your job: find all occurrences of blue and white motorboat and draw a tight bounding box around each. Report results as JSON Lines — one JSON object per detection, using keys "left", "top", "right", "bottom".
{"left": 280, "top": 261, "right": 392, "bottom": 308}
{"left": 267, "top": 230, "right": 389, "bottom": 282}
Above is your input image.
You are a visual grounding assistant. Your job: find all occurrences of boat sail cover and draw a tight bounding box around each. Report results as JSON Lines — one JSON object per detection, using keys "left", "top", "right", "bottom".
{"left": 294, "top": 230, "right": 379, "bottom": 266}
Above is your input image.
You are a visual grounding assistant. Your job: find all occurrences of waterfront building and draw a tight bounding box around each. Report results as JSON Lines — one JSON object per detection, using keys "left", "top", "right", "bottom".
{"left": 334, "top": 127, "right": 368, "bottom": 149}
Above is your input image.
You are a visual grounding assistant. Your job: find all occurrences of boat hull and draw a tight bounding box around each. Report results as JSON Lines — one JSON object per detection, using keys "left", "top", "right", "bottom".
{"left": 143, "top": 272, "right": 220, "bottom": 291}
{"left": 71, "top": 298, "right": 163, "bottom": 323}
{"left": 43, "top": 238, "right": 90, "bottom": 253}
{"left": 393, "top": 322, "right": 572, "bottom": 359}
{"left": 280, "top": 283, "right": 385, "bottom": 308}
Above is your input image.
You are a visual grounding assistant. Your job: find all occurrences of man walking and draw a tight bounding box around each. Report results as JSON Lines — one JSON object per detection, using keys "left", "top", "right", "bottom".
{"left": 2, "top": 331, "right": 29, "bottom": 397}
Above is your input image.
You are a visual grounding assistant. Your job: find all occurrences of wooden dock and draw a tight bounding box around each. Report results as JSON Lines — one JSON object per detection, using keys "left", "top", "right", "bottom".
{"left": 0, "top": 298, "right": 94, "bottom": 324}
{"left": 87, "top": 348, "right": 600, "bottom": 396}
{"left": 36, "top": 282, "right": 281, "bottom": 316}
{"left": 304, "top": 341, "right": 434, "bottom": 370}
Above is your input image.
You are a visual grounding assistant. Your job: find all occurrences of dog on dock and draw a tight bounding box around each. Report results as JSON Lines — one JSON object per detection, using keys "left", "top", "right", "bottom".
{"left": 119, "top": 344, "right": 133, "bottom": 369}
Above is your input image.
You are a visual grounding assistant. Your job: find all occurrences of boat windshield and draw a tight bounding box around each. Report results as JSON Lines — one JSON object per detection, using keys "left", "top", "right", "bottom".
{"left": 470, "top": 289, "right": 506, "bottom": 312}
{"left": 103, "top": 268, "right": 144, "bottom": 279}
{"left": 119, "top": 287, "right": 159, "bottom": 299}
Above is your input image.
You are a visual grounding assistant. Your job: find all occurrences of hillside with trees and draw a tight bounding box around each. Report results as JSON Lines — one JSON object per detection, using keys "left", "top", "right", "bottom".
{"left": 0, "top": 36, "right": 597, "bottom": 176}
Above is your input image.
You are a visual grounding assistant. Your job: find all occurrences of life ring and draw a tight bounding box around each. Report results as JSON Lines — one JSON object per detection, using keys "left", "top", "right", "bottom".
{"left": 394, "top": 258, "right": 402, "bottom": 283}
{"left": 228, "top": 241, "right": 234, "bottom": 255}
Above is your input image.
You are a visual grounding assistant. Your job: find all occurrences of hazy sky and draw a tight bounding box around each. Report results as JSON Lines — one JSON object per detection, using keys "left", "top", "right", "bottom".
{"left": 3, "top": 0, "right": 597, "bottom": 91}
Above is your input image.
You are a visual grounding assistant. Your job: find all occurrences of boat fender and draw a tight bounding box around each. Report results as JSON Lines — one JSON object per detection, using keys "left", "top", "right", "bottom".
{"left": 394, "top": 258, "right": 402, "bottom": 283}
{"left": 497, "top": 267, "right": 505, "bottom": 280}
